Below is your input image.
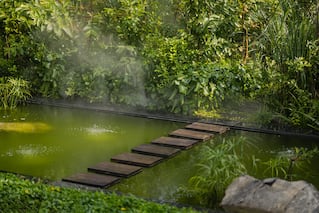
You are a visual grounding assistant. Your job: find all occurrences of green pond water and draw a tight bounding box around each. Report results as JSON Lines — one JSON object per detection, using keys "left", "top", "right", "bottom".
{"left": 0, "top": 105, "right": 184, "bottom": 180}
{"left": 110, "top": 131, "right": 319, "bottom": 205}
{"left": 1, "top": 105, "right": 319, "bottom": 208}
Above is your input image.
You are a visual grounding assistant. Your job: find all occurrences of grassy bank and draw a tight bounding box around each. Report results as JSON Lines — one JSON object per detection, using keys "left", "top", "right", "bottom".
{"left": 0, "top": 172, "right": 198, "bottom": 213}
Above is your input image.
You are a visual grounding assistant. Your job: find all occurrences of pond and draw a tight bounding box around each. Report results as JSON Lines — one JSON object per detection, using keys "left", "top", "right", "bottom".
{"left": 0, "top": 104, "right": 184, "bottom": 180}
{"left": 1, "top": 105, "right": 318, "bottom": 209}
{"left": 110, "top": 130, "right": 319, "bottom": 206}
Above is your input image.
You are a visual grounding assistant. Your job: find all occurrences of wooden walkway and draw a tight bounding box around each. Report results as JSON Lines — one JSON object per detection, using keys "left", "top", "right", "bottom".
{"left": 62, "top": 121, "right": 229, "bottom": 188}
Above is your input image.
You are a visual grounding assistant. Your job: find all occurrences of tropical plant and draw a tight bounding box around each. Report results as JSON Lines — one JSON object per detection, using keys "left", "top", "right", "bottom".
{"left": 101, "top": 0, "right": 160, "bottom": 47}
{"left": 256, "top": 0, "right": 319, "bottom": 130}
{"left": 0, "top": 0, "right": 35, "bottom": 78}
{"left": 262, "top": 147, "right": 319, "bottom": 180}
{"left": 176, "top": 137, "right": 248, "bottom": 208}
{"left": 0, "top": 77, "right": 31, "bottom": 109}
{"left": 178, "top": 134, "right": 319, "bottom": 208}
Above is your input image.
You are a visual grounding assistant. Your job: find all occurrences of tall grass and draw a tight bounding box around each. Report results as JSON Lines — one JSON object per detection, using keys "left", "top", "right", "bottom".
{"left": 259, "top": 0, "right": 316, "bottom": 70}
{"left": 0, "top": 77, "right": 31, "bottom": 109}
{"left": 256, "top": 0, "right": 319, "bottom": 131}
{"left": 176, "top": 135, "right": 319, "bottom": 208}
{"left": 262, "top": 147, "right": 319, "bottom": 181}
{"left": 176, "top": 137, "right": 248, "bottom": 208}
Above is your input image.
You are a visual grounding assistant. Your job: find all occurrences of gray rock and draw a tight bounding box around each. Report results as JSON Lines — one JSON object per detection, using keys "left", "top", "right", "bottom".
{"left": 220, "top": 175, "right": 319, "bottom": 213}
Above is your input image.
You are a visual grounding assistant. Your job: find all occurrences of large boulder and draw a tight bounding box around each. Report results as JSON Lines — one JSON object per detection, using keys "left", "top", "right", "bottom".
{"left": 220, "top": 175, "right": 319, "bottom": 213}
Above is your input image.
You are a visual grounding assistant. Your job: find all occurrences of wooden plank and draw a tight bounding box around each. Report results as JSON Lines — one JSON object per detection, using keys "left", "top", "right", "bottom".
{"left": 151, "top": 136, "right": 199, "bottom": 149}
{"left": 111, "top": 153, "right": 163, "bottom": 168}
{"left": 132, "top": 144, "right": 181, "bottom": 158}
{"left": 88, "top": 162, "right": 142, "bottom": 178}
{"left": 62, "top": 173, "right": 120, "bottom": 188}
{"left": 169, "top": 129, "right": 214, "bottom": 141}
{"left": 186, "top": 122, "right": 229, "bottom": 134}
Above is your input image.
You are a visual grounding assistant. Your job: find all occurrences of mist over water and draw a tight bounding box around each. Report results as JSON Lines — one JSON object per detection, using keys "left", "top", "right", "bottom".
{"left": 22, "top": 0, "right": 190, "bottom": 114}
{"left": 57, "top": 31, "right": 148, "bottom": 106}
{"left": 31, "top": 7, "right": 149, "bottom": 109}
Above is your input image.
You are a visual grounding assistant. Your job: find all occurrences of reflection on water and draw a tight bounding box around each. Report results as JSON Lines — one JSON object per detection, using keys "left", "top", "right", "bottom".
{"left": 0, "top": 122, "right": 52, "bottom": 133}
{"left": 0, "top": 105, "right": 184, "bottom": 180}
{"left": 68, "top": 124, "right": 118, "bottom": 137}
{"left": 111, "top": 131, "right": 319, "bottom": 207}
{"left": 2, "top": 144, "right": 61, "bottom": 157}
{"left": 85, "top": 124, "right": 117, "bottom": 135}
{"left": 275, "top": 148, "right": 296, "bottom": 157}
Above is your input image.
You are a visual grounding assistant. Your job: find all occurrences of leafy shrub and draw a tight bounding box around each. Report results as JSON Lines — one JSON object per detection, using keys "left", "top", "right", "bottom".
{"left": 256, "top": 0, "right": 319, "bottom": 130}
{"left": 0, "top": 172, "right": 198, "bottom": 213}
{"left": 143, "top": 33, "right": 262, "bottom": 114}
{"left": 0, "top": 77, "right": 31, "bottom": 109}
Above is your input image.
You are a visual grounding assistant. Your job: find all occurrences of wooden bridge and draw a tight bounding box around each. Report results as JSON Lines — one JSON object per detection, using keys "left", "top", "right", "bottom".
{"left": 62, "top": 122, "right": 230, "bottom": 188}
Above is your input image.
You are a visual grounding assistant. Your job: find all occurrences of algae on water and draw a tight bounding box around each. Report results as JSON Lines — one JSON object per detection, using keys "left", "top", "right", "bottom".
{"left": 0, "top": 122, "right": 52, "bottom": 133}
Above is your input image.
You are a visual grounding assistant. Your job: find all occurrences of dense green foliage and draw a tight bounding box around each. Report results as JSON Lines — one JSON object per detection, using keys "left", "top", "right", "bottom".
{"left": 0, "top": 0, "right": 318, "bottom": 129}
{"left": 1, "top": 1, "right": 318, "bottom": 210}
{"left": 0, "top": 172, "right": 198, "bottom": 212}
